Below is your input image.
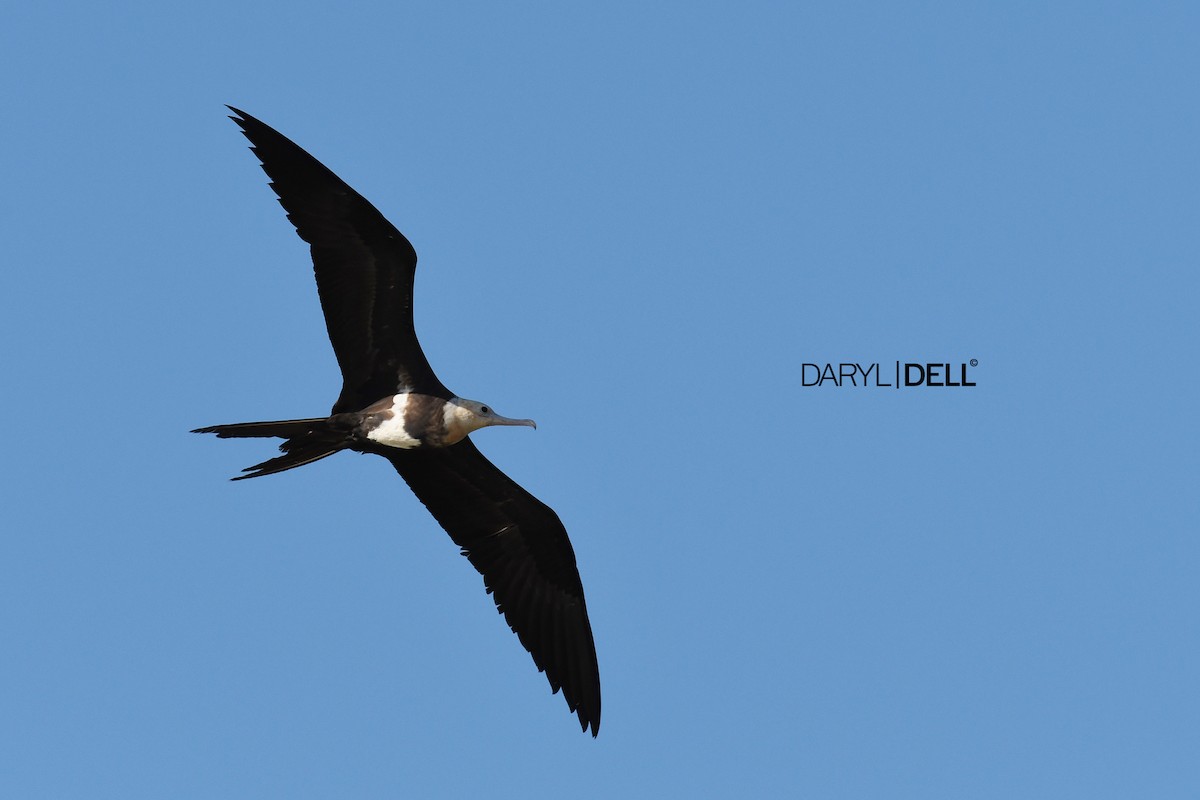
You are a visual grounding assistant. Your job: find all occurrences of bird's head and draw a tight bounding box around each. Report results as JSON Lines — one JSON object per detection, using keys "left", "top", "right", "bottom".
{"left": 444, "top": 397, "right": 537, "bottom": 443}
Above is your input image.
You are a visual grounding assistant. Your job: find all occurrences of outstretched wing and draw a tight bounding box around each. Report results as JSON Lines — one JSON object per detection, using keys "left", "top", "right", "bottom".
{"left": 228, "top": 107, "right": 449, "bottom": 412}
{"left": 384, "top": 439, "right": 601, "bottom": 736}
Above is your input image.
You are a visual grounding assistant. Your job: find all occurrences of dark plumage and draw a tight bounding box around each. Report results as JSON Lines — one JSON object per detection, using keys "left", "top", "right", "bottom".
{"left": 193, "top": 107, "right": 600, "bottom": 735}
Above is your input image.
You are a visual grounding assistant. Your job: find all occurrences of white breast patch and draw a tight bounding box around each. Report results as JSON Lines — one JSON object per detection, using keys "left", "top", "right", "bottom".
{"left": 365, "top": 394, "right": 421, "bottom": 448}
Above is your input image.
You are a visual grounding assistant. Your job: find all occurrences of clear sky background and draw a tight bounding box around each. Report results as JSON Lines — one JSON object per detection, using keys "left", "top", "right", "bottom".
{"left": 2, "top": 3, "right": 1197, "bottom": 798}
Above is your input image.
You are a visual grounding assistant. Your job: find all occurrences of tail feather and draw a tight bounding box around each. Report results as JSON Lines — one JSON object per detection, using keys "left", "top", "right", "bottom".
{"left": 191, "top": 418, "right": 329, "bottom": 439}
{"left": 193, "top": 417, "right": 350, "bottom": 480}
{"left": 232, "top": 443, "right": 342, "bottom": 480}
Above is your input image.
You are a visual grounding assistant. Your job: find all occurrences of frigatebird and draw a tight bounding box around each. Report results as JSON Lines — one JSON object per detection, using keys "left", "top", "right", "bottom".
{"left": 194, "top": 108, "right": 600, "bottom": 736}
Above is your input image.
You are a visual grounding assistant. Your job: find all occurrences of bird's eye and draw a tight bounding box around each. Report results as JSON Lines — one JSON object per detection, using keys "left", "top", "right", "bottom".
{"left": 480, "top": 406, "right": 490, "bottom": 414}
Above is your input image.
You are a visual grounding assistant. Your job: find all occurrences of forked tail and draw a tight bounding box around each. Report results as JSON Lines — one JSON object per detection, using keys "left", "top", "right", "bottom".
{"left": 192, "top": 418, "right": 349, "bottom": 480}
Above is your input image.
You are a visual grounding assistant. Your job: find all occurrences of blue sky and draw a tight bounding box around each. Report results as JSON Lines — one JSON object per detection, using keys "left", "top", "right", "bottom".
{"left": 2, "top": 3, "right": 1198, "bottom": 797}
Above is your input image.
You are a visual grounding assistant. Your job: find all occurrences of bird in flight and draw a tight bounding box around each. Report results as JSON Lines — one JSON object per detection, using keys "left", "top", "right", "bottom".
{"left": 194, "top": 107, "right": 600, "bottom": 736}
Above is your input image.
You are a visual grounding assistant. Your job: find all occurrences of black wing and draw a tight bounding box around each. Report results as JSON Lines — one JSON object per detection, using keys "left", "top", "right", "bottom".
{"left": 228, "top": 107, "right": 449, "bottom": 412}
{"left": 385, "top": 439, "right": 601, "bottom": 736}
